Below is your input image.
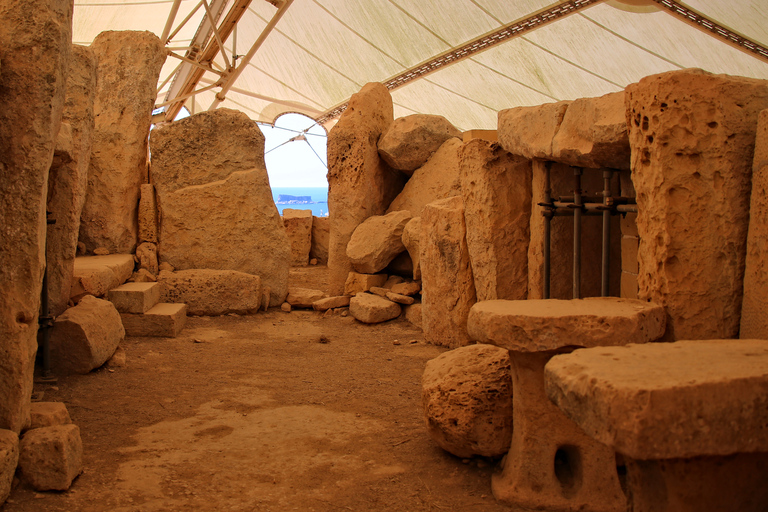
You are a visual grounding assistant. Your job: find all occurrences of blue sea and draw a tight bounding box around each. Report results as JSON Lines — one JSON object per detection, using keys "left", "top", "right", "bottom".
{"left": 271, "top": 187, "right": 329, "bottom": 217}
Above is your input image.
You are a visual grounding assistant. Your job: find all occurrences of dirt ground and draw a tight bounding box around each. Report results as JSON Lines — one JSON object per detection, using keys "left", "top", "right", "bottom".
{"left": 3, "top": 266, "right": 509, "bottom": 512}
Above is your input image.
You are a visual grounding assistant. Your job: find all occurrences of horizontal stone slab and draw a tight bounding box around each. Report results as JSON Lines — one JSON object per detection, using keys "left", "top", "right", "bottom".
{"left": 159, "top": 269, "right": 261, "bottom": 316}
{"left": 544, "top": 339, "right": 768, "bottom": 460}
{"left": 70, "top": 254, "right": 135, "bottom": 298}
{"left": 120, "top": 303, "right": 187, "bottom": 338}
{"left": 108, "top": 282, "right": 160, "bottom": 313}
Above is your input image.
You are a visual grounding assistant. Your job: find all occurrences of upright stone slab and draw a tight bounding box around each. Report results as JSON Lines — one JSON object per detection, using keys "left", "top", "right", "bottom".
{"left": 283, "top": 209, "right": 313, "bottom": 266}
{"left": 138, "top": 183, "right": 158, "bottom": 244}
{"left": 310, "top": 216, "right": 330, "bottom": 265}
{"left": 377, "top": 114, "right": 462, "bottom": 174}
{"left": 742, "top": 109, "right": 768, "bottom": 339}
{"left": 150, "top": 109, "right": 290, "bottom": 306}
{"left": 327, "top": 83, "right": 406, "bottom": 295}
{"left": 626, "top": 69, "right": 768, "bottom": 341}
{"left": 0, "top": 0, "right": 71, "bottom": 433}
{"left": 401, "top": 217, "right": 422, "bottom": 280}
{"left": 79, "top": 31, "right": 165, "bottom": 254}
{"left": 46, "top": 45, "right": 97, "bottom": 317}
{"left": 460, "top": 139, "right": 531, "bottom": 301}
{"left": 421, "top": 196, "right": 476, "bottom": 348}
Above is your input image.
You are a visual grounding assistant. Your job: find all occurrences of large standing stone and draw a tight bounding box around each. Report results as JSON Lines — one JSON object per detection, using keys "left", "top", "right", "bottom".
{"left": 327, "top": 83, "right": 406, "bottom": 295}
{"left": 0, "top": 0, "right": 72, "bottom": 433}
{"left": 347, "top": 210, "right": 411, "bottom": 274}
{"left": 46, "top": 45, "right": 97, "bottom": 317}
{"left": 0, "top": 429, "right": 18, "bottom": 505}
{"left": 626, "top": 69, "right": 768, "bottom": 341}
{"left": 498, "top": 101, "right": 570, "bottom": 160}
{"left": 552, "top": 91, "right": 630, "bottom": 171}
{"left": 283, "top": 209, "right": 313, "bottom": 266}
{"left": 49, "top": 295, "right": 124, "bottom": 374}
{"left": 460, "top": 140, "right": 531, "bottom": 301}
{"left": 18, "top": 424, "right": 83, "bottom": 491}
{"left": 386, "top": 137, "right": 463, "bottom": 217}
{"left": 138, "top": 183, "right": 158, "bottom": 244}
{"left": 150, "top": 109, "right": 290, "bottom": 306}
{"left": 79, "top": 31, "right": 165, "bottom": 254}
{"left": 422, "top": 344, "right": 513, "bottom": 458}
{"left": 377, "top": 114, "right": 462, "bottom": 174}
{"left": 742, "top": 109, "right": 768, "bottom": 339}
{"left": 159, "top": 269, "right": 262, "bottom": 316}
{"left": 421, "top": 196, "right": 476, "bottom": 348}
{"left": 310, "top": 216, "right": 330, "bottom": 265}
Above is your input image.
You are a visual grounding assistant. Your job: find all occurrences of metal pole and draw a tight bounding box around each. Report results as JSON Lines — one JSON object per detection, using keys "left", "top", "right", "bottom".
{"left": 161, "top": 0, "right": 184, "bottom": 43}
{"left": 601, "top": 169, "right": 613, "bottom": 297}
{"left": 573, "top": 168, "right": 583, "bottom": 299}
{"left": 543, "top": 162, "right": 552, "bottom": 299}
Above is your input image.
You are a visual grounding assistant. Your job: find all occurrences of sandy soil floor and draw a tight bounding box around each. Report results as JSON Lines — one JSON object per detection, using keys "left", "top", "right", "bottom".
{"left": 3, "top": 266, "right": 508, "bottom": 512}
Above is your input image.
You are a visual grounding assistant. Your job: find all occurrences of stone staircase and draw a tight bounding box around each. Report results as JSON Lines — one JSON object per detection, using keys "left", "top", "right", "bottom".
{"left": 107, "top": 282, "right": 187, "bottom": 337}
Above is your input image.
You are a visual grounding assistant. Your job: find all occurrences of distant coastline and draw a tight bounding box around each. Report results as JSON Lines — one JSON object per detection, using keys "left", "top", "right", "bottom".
{"left": 272, "top": 186, "right": 329, "bottom": 217}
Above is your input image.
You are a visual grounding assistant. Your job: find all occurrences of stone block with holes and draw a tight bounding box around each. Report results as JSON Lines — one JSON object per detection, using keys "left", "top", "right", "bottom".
{"left": 467, "top": 298, "right": 665, "bottom": 512}
{"left": 18, "top": 424, "right": 83, "bottom": 491}
{"left": 108, "top": 282, "right": 161, "bottom": 314}
{"left": 120, "top": 303, "right": 187, "bottom": 338}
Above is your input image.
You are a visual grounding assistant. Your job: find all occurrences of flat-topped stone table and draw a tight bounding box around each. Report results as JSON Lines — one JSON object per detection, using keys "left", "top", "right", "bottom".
{"left": 545, "top": 338, "right": 768, "bottom": 512}
{"left": 467, "top": 298, "right": 666, "bottom": 511}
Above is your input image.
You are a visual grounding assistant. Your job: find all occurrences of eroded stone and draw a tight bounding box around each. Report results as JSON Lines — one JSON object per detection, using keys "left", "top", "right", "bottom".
{"left": 377, "top": 114, "right": 462, "bottom": 173}
{"left": 347, "top": 210, "right": 411, "bottom": 274}
{"left": 159, "top": 269, "right": 261, "bottom": 316}
{"left": 18, "top": 424, "right": 82, "bottom": 491}
{"left": 349, "top": 293, "right": 401, "bottom": 324}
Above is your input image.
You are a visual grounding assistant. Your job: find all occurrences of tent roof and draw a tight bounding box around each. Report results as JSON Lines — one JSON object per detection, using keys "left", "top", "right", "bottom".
{"left": 73, "top": 0, "right": 768, "bottom": 131}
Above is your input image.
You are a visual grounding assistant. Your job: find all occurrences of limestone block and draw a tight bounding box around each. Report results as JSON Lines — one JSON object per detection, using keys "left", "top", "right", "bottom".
{"left": 386, "top": 292, "right": 414, "bottom": 305}
{"left": 421, "top": 196, "right": 476, "bottom": 348}
{"left": 327, "top": 83, "right": 406, "bottom": 295}
{"left": 18, "top": 424, "right": 83, "bottom": 491}
{"left": 377, "top": 114, "right": 462, "bottom": 173}
{"left": 283, "top": 209, "right": 313, "bottom": 266}
{"left": 136, "top": 242, "right": 158, "bottom": 275}
{"left": 459, "top": 139, "right": 531, "bottom": 302}
{"left": 545, "top": 338, "right": 768, "bottom": 460}
{"left": 70, "top": 254, "right": 136, "bottom": 298}
{"left": 0, "top": 429, "right": 18, "bottom": 505}
{"left": 120, "top": 303, "right": 187, "bottom": 337}
{"left": 347, "top": 210, "right": 412, "bottom": 274}
{"left": 498, "top": 101, "right": 570, "bottom": 159}
{"left": 312, "top": 296, "right": 350, "bottom": 311}
{"left": 50, "top": 295, "right": 124, "bottom": 374}
{"left": 46, "top": 45, "right": 97, "bottom": 317}
{"left": 150, "top": 109, "right": 289, "bottom": 306}
{"left": 404, "top": 303, "right": 422, "bottom": 329}
{"left": 343, "top": 272, "right": 388, "bottom": 296}
{"left": 159, "top": 269, "right": 261, "bottom": 316}
{"left": 369, "top": 287, "right": 389, "bottom": 297}
{"left": 391, "top": 281, "right": 421, "bottom": 296}
{"left": 310, "top": 216, "right": 330, "bottom": 265}
{"left": 0, "top": 0, "right": 72, "bottom": 433}
{"left": 108, "top": 282, "right": 161, "bottom": 314}
{"left": 79, "top": 31, "right": 165, "bottom": 253}
{"left": 286, "top": 288, "right": 327, "bottom": 308}
{"left": 383, "top": 275, "right": 405, "bottom": 289}
{"left": 29, "top": 402, "right": 71, "bottom": 429}
{"left": 626, "top": 69, "right": 768, "bottom": 341}
{"left": 742, "top": 109, "right": 768, "bottom": 339}
{"left": 349, "top": 293, "right": 401, "bottom": 324}
{"left": 552, "top": 91, "right": 630, "bottom": 170}
{"left": 401, "top": 217, "right": 421, "bottom": 280}
{"left": 386, "top": 138, "right": 463, "bottom": 217}
{"left": 468, "top": 298, "right": 666, "bottom": 352}
{"left": 422, "top": 344, "right": 513, "bottom": 458}
{"left": 138, "top": 183, "right": 158, "bottom": 243}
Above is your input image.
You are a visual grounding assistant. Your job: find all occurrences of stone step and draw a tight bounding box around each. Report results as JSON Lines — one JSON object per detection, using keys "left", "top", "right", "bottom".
{"left": 70, "top": 254, "right": 135, "bottom": 299}
{"left": 120, "top": 303, "right": 187, "bottom": 338}
{"left": 108, "top": 282, "right": 160, "bottom": 314}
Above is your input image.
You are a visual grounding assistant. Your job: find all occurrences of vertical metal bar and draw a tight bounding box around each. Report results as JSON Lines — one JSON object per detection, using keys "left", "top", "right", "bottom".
{"left": 543, "top": 162, "right": 552, "bottom": 299}
{"left": 601, "top": 169, "right": 613, "bottom": 297}
{"left": 161, "top": 0, "right": 184, "bottom": 43}
{"left": 573, "top": 168, "right": 583, "bottom": 299}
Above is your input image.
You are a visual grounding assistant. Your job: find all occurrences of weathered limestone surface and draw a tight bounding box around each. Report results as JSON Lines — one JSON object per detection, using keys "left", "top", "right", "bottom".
{"left": 0, "top": 0, "right": 72, "bottom": 432}
{"left": 421, "top": 196, "right": 476, "bottom": 348}
{"left": 0, "top": 429, "right": 18, "bottom": 505}
{"left": 377, "top": 114, "right": 462, "bottom": 173}
{"left": 29, "top": 402, "right": 72, "bottom": 429}
{"left": 50, "top": 296, "right": 124, "bottom": 374}
{"left": 391, "top": 281, "right": 420, "bottom": 296}
{"left": 108, "top": 282, "right": 161, "bottom": 314}
{"left": 159, "top": 269, "right": 261, "bottom": 316}
{"left": 18, "top": 424, "right": 83, "bottom": 491}
{"left": 283, "top": 209, "right": 313, "bottom": 266}
{"left": 79, "top": 31, "right": 165, "bottom": 254}
{"left": 468, "top": 298, "right": 666, "bottom": 352}
{"left": 422, "top": 344, "right": 513, "bottom": 458}
{"left": 552, "top": 91, "right": 630, "bottom": 170}
{"left": 46, "top": 45, "right": 97, "bottom": 317}
{"left": 138, "top": 184, "right": 158, "bottom": 244}
{"left": 312, "top": 296, "right": 350, "bottom": 311}
{"left": 349, "top": 293, "right": 401, "bottom": 324}
{"left": 343, "top": 272, "right": 388, "bottom": 296}
{"left": 70, "top": 254, "right": 135, "bottom": 298}
{"left": 310, "top": 216, "right": 330, "bottom": 265}
{"left": 386, "top": 292, "right": 414, "bottom": 305}
{"left": 136, "top": 242, "right": 158, "bottom": 275}
{"left": 404, "top": 303, "right": 422, "bottom": 329}
{"left": 742, "top": 109, "right": 768, "bottom": 339}
{"left": 150, "top": 109, "right": 289, "bottom": 306}
{"left": 327, "top": 83, "right": 406, "bottom": 295}
{"left": 401, "top": 217, "right": 421, "bottom": 280}
{"left": 627, "top": 69, "right": 768, "bottom": 341}
{"left": 498, "top": 101, "right": 570, "bottom": 160}
{"left": 120, "top": 303, "right": 187, "bottom": 337}
{"left": 347, "top": 210, "right": 411, "bottom": 274}
{"left": 386, "top": 138, "right": 463, "bottom": 217}
{"left": 286, "top": 288, "right": 327, "bottom": 308}
{"left": 460, "top": 140, "right": 531, "bottom": 302}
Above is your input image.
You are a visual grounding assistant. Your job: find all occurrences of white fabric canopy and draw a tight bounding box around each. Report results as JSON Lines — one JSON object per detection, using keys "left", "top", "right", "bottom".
{"left": 73, "top": 0, "right": 768, "bottom": 131}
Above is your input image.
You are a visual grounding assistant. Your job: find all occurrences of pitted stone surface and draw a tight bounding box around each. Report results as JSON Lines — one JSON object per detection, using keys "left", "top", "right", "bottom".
{"left": 347, "top": 210, "right": 412, "bottom": 274}
{"left": 29, "top": 402, "right": 72, "bottom": 429}
{"left": 377, "top": 114, "right": 461, "bottom": 173}
{"left": 468, "top": 298, "right": 665, "bottom": 352}
{"left": 0, "top": 429, "right": 18, "bottom": 504}
{"left": 422, "top": 344, "right": 513, "bottom": 458}
{"left": 545, "top": 338, "right": 768, "bottom": 460}
{"left": 159, "top": 269, "right": 261, "bottom": 316}
{"left": 349, "top": 293, "right": 401, "bottom": 324}
{"left": 18, "top": 424, "right": 83, "bottom": 491}
{"left": 310, "top": 216, "right": 330, "bottom": 265}
{"left": 498, "top": 101, "right": 570, "bottom": 160}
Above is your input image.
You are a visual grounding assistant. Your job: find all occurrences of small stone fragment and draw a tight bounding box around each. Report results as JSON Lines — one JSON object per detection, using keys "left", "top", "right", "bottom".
{"left": 343, "top": 272, "right": 388, "bottom": 296}
{"left": 28, "top": 403, "right": 71, "bottom": 429}
{"left": 391, "top": 281, "right": 421, "bottom": 296}
{"left": 369, "top": 287, "right": 390, "bottom": 297}
{"left": 383, "top": 275, "right": 406, "bottom": 289}
{"left": 93, "top": 247, "right": 110, "bottom": 256}
{"left": 281, "top": 303, "right": 292, "bottom": 313}
{"left": 106, "top": 346, "right": 127, "bottom": 368}
{"left": 312, "top": 296, "right": 351, "bottom": 311}
{"left": 405, "top": 303, "right": 422, "bottom": 329}
{"left": 286, "top": 288, "right": 327, "bottom": 308}
{"left": 386, "top": 292, "right": 415, "bottom": 305}
{"left": 349, "top": 294, "right": 401, "bottom": 324}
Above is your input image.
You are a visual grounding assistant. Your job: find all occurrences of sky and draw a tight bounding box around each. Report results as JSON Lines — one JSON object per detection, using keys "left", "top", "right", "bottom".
{"left": 258, "top": 113, "right": 329, "bottom": 189}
